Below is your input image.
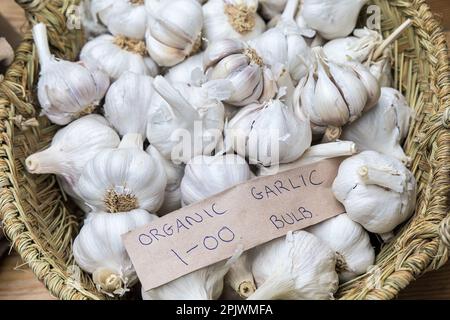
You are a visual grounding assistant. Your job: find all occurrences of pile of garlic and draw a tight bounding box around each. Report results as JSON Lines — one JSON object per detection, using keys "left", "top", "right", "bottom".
{"left": 26, "top": 0, "right": 417, "bottom": 300}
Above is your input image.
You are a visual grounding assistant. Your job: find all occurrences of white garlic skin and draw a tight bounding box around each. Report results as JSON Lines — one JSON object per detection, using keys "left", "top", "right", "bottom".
{"left": 341, "top": 88, "right": 413, "bottom": 164}
{"left": 80, "top": 0, "right": 109, "bottom": 38}
{"left": 73, "top": 209, "right": 158, "bottom": 296}
{"left": 90, "top": 0, "right": 148, "bottom": 40}
{"left": 80, "top": 34, "right": 159, "bottom": 81}
{"left": 147, "top": 146, "right": 185, "bottom": 215}
{"left": 180, "top": 154, "right": 253, "bottom": 206}
{"left": 249, "top": 231, "right": 339, "bottom": 300}
{"left": 226, "top": 99, "right": 312, "bottom": 166}
{"left": 77, "top": 134, "right": 167, "bottom": 213}
{"left": 26, "top": 114, "right": 120, "bottom": 189}
{"left": 202, "top": 0, "right": 266, "bottom": 43}
{"left": 259, "top": 0, "right": 287, "bottom": 20}
{"left": 104, "top": 72, "right": 154, "bottom": 137}
{"left": 332, "top": 151, "right": 417, "bottom": 235}
{"left": 142, "top": 260, "right": 232, "bottom": 300}
{"left": 300, "top": 0, "right": 369, "bottom": 40}
{"left": 145, "top": 0, "right": 203, "bottom": 67}
{"left": 32, "top": 23, "right": 110, "bottom": 125}
{"left": 147, "top": 76, "right": 225, "bottom": 164}
{"left": 165, "top": 53, "right": 204, "bottom": 85}
{"left": 307, "top": 214, "right": 375, "bottom": 282}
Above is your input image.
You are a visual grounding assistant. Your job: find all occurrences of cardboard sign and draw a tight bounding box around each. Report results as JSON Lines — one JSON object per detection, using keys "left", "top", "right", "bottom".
{"left": 123, "top": 158, "right": 345, "bottom": 291}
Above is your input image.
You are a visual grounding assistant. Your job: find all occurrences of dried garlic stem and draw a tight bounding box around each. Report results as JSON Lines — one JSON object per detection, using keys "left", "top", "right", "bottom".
{"left": 32, "top": 23, "right": 52, "bottom": 70}
{"left": 224, "top": 4, "right": 256, "bottom": 34}
{"left": 93, "top": 268, "right": 126, "bottom": 296}
{"left": 225, "top": 254, "right": 256, "bottom": 298}
{"left": 113, "top": 35, "right": 147, "bottom": 56}
{"left": 281, "top": 0, "right": 299, "bottom": 21}
{"left": 321, "top": 126, "right": 342, "bottom": 143}
{"left": 119, "top": 133, "right": 144, "bottom": 150}
{"left": 358, "top": 165, "right": 405, "bottom": 193}
{"left": 373, "top": 19, "right": 413, "bottom": 60}
{"left": 26, "top": 150, "right": 65, "bottom": 175}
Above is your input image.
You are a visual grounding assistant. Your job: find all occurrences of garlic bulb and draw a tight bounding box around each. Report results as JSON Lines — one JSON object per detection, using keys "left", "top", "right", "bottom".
{"left": 299, "top": 0, "right": 368, "bottom": 40}
{"left": 332, "top": 151, "right": 417, "bottom": 236}
{"left": 202, "top": 0, "right": 266, "bottom": 42}
{"left": 307, "top": 214, "right": 375, "bottom": 282}
{"left": 32, "top": 23, "right": 110, "bottom": 125}
{"left": 249, "top": 231, "right": 339, "bottom": 300}
{"left": 77, "top": 133, "right": 167, "bottom": 213}
{"left": 142, "top": 257, "right": 237, "bottom": 300}
{"left": 104, "top": 71, "right": 154, "bottom": 137}
{"left": 259, "top": 0, "right": 287, "bottom": 20}
{"left": 80, "top": 34, "right": 159, "bottom": 81}
{"left": 26, "top": 114, "right": 120, "bottom": 189}
{"left": 225, "top": 253, "right": 256, "bottom": 298}
{"left": 341, "top": 88, "right": 413, "bottom": 164}
{"left": 249, "top": 0, "right": 311, "bottom": 83}
{"left": 203, "top": 39, "right": 277, "bottom": 107}
{"left": 145, "top": 0, "right": 203, "bottom": 67}
{"left": 90, "top": 0, "right": 148, "bottom": 40}
{"left": 165, "top": 53, "right": 204, "bottom": 85}
{"left": 293, "top": 47, "right": 380, "bottom": 137}
{"left": 73, "top": 209, "right": 158, "bottom": 296}
{"left": 258, "top": 140, "right": 357, "bottom": 176}
{"left": 180, "top": 154, "right": 253, "bottom": 206}
{"left": 147, "top": 146, "right": 185, "bottom": 215}
{"left": 80, "top": 0, "right": 109, "bottom": 38}
{"left": 147, "top": 76, "right": 225, "bottom": 164}
{"left": 226, "top": 98, "right": 312, "bottom": 166}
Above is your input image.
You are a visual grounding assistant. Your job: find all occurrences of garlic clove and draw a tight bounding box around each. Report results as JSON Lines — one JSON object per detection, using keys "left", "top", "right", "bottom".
{"left": 165, "top": 53, "right": 204, "bottom": 85}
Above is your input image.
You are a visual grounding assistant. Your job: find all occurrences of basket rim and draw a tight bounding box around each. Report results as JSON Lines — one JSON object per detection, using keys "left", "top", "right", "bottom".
{"left": 0, "top": 0, "right": 449, "bottom": 300}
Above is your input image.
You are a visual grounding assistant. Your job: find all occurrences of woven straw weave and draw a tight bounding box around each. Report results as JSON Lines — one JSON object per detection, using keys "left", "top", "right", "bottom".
{"left": 0, "top": 0, "right": 449, "bottom": 300}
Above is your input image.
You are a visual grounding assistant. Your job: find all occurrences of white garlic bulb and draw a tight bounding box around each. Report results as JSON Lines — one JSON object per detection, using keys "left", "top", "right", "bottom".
{"left": 259, "top": 0, "right": 287, "bottom": 20}
{"left": 202, "top": 0, "right": 266, "bottom": 42}
{"left": 203, "top": 39, "right": 277, "bottom": 107}
{"left": 249, "top": 0, "right": 311, "bottom": 83}
{"left": 32, "top": 23, "right": 110, "bottom": 125}
{"left": 258, "top": 141, "right": 357, "bottom": 176}
{"left": 147, "top": 76, "right": 225, "bottom": 164}
{"left": 249, "top": 231, "right": 339, "bottom": 300}
{"left": 180, "top": 154, "right": 253, "bottom": 206}
{"left": 147, "top": 146, "right": 185, "bottom": 215}
{"left": 73, "top": 209, "right": 158, "bottom": 296}
{"left": 142, "top": 257, "right": 236, "bottom": 300}
{"left": 226, "top": 98, "right": 312, "bottom": 166}
{"left": 165, "top": 53, "right": 204, "bottom": 85}
{"left": 307, "top": 214, "right": 375, "bottom": 282}
{"left": 341, "top": 88, "right": 413, "bottom": 165}
{"left": 80, "top": 34, "right": 159, "bottom": 81}
{"left": 332, "top": 151, "right": 417, "bottom": 236}
{"left": 26, "top": 114, "right": 120, "bottom": 190}
{"left": 104, "top": 71, "right": 154, "bottom": 137}
{"left": 299, "top": 0, "right": 369, "bottom": 40}
{"left": 90, "top": 0, "right": 148, "bottom": 40}
{"left": 77, "top": 133, "right": 167, "bottom": 213}
{"left": 293, "top": 47, "right": 380, "bottom": 137}
{"left": 145, "top": 0, "right": 203, "bottom": 67}
{"left": 80, "top": 0, "right": 109, "bottom": 38}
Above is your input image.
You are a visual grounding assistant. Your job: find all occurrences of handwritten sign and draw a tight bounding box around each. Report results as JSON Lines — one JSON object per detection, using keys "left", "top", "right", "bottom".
{"left": 123, "top": 158, "right": 345, "bottom": 291}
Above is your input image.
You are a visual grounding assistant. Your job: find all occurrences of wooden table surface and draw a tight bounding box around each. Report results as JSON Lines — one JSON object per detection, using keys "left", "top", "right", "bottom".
{"left": 0, "top": 0, "right": 449, "bottom": 300}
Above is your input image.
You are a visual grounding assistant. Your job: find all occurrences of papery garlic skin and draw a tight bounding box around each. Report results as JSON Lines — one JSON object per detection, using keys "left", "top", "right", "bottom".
{"left": 180, "top": 154, "right": 253, "bottom": 206}
{"left": 341, "top": 88, "right": 413, "bottom": 164}
{"left": 202, "top": 0, "right": 266, "bottom": 42}
{"left": 307, "top": 214, "right": 375, "bottom": 282}
{"left": 80, "top": 0, "right": 109, "bottom": 38}
{"left": 90, "top": 0, "right": 148, "bottom": 40}
{"left": 203, "top": 39, "right": 277, "bottom": 107}
{"left": 259, "top": 0, "right": 287, "bottom": 20}
{"left": 294, "top": 47, "right": 380, "bottom": 137}
{"left": 299, "top": 0, "right": 369, "bottom": 40}
{"left": 332, "top": 151, "right": 417, "bottom": 235}
{"left": 226, "top": 99, "right": 312, "bottom": 166}
{"left": 165, "top": 53, "right": 204, "bottom": 85}
{"left": 77, "top": 134, "right": 167, "bottom": 213}
{"left": 249, "top": 231, "right": 339, "bottom": 300}
{"left": 80, "top": 34, "right": 159, "bottom": 81}
{"left": 73, "top": 209, "right": 157, "bottom": 296}
{"left": 145, "top": 0, "right": 203, "bottom": 67}
{"left": 26, "top": 114, "right": 120, "bottom": 189}
{"left": 104, "top": 72, "right": 154, "bottom": 137}
{"left": 33, "top": 23, "right": 110, "bottom": 125}
{"left": 142, "top": 259, "right": 234, "bottom": 300}
{"left": 147, "top": 146, "right": 185, "bottom": 215}
{"left": 147, "top": 76, "right": 225, "bottom": 164}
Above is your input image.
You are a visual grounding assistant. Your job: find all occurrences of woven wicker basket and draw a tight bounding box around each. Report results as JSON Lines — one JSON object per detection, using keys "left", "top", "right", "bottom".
{"left": 0, "top": 0, "right": 449, "bottom": 300}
